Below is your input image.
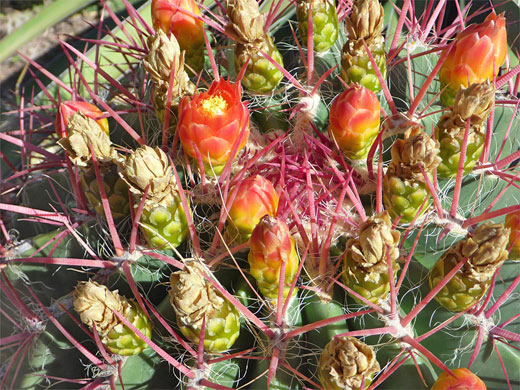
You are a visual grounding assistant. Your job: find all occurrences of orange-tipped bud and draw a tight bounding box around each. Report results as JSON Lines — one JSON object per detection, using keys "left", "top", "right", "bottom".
{"left": 151, "top": 0, "right": 205, "bottom": 71}
{"left": 439, "top": 11, "right": 507, "bottom": 106}
{"left": 431, "top": 368, "right": 486, "bottom": 390}
{"left": 178, "top": 79, "right": 250, "bottom": 175}
{"left": 248, "top": 216, "right": 299, "bottom": 300}
{"left": 328, "top": 84, "right": 381, "bottom": 160}
{"left": 227, "top": 175, "right": 279, "bottom": 241}
{"left": 55, "top": 101, "right": 109, "bottom": 138}
{"left": 505, "top": 210, "right": 520, "bottom": 259}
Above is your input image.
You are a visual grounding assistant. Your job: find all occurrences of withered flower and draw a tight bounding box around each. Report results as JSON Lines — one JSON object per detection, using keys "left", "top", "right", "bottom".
{"left": 390, "top": 127, "right": 441, "bottom": 180}
{"left": 462, "top": 222, "right": 510, "bottom": 281}
{"left": 121, "top": 145, "right": 173, "bottom": 197}
{"left": 58, "top": 112, "right": 116, "bottom": 167}
{"left": 319, "top": 336, "right": 380, "bottom": 390}
{"left": 143, "top": 30, "right": 193, "bottom": 97}
{"left": 169, "top": 262, "right": 224, "bottom": 328}
{"left": 73, "top": 280, "right": 124, "bottom": 336}
{"left": 452, "top": 81, "right": 495, "bottom": 124}
{"left": 345, "top": 0, "right": 384, "bottom": 43}
{"left": 348, "top": 211, "right": 400, "bottom": 271}
{"left": 225, "top": 0, "right": 265, "bottom": 45}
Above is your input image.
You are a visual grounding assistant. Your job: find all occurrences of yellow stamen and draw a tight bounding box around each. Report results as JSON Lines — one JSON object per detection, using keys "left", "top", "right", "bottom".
{"left": 199, "top": 94, "right": 228, "bottom": 116}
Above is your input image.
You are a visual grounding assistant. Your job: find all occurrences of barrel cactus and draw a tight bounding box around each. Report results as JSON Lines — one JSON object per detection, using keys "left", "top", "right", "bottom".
{"left": 1, "top": 1, "right": 519, "bottom": 390}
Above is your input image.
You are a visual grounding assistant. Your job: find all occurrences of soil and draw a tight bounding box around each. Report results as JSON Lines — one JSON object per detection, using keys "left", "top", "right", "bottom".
{"left": 0, "top": 1, "right": 103, "bottom": 107}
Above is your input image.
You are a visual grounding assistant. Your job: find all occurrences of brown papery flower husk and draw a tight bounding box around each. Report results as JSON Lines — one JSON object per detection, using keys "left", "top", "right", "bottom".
{"left": 120, "top": 145, "right": 174, "bottom": 198}
{"left": 453, "top": 81, "right": 495, "bottom": 124}
{"left": 390, "top": 127, "right": 441, "bottom": 181}
{"left": 345, "top": 0, "right": 384, "bottom": 43}
{"left": 169, "top": 262, "right": 224, "bottom": 328}
{"left": 347, "top": 211, "right": 400, "bottom": 274}
{"left": 225, "top": 0, "right": 266, "bottom": 46}
{"left": 319, "top": 336, "right": 380, "bottom": 390}
{"left": 461, "top": 222, "right": 510, "bottom": 281}
{"left": 436, "top": 81, "right": 495, "bottom": 142}
{"left": 143, "top": 30, "right": 194, "bottom": 98}
{"left": 58, "top": 111, "right": 118, "bottom": 167}
{"left": 73, "top": 280, "right": 125, "bottom": 336}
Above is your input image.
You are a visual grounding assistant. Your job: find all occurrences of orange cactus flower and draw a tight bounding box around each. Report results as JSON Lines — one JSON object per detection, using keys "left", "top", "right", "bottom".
{"left": 55, "top": 101, "right": 109, "bottom": 138}
{"left": 328, "top": 84, "right": 381, "bottom": 160}
{"left": 505, "top": 210, "right": 520, "bottom": 259}
{"left": 178, "top": 78, "right": 250, "bottom": 175}
{"left": 248, "top": 216, "right": 299, "bottom": 300}
{"left": 439, "top": 11, "right": 506, "bottom": 106}
{"left": 431, "top": 368, "right": 486, "bottom": 390}
{"left": 227, "top": 175, "right": 279, "bottom": 240}
{"left": 151, "top": 0, "right": 205, "bottom": 71}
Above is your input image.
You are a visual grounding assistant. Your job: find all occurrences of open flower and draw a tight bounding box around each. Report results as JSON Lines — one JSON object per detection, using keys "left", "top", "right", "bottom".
{"left": 178, "top": 78, "right": 250, "bottom": 175}
{"left": 328, "top": 84, "right": 380, "bottom": 160}
{"left": 227, "top": 175, "right": 279, "bottom": 241}
{"left": 55, "top": 101, "right": 109, "bottom": 138}
{"left": 439, "top": 11, "right": 506, "bottom": 106}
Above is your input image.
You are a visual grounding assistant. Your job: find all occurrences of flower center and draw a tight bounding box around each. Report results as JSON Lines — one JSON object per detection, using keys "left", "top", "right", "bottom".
{"left": 199, "top": 94, "right": 228, "bottom": 116}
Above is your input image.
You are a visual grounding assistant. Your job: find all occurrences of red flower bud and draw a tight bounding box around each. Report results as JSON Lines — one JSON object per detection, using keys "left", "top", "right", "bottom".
{"left": 328, "top": 84, "right": 381, "bottom": 160}
{"left": 439, "top": 12, "right": 506, "bottom": 106}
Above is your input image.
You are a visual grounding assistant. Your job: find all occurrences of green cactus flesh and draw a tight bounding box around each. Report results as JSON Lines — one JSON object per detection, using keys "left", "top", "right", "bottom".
{"left": 104, "top": 300, "right": 152, "bottom": 356}
{"left": 235, "top": 36, "right": 284, "bottom": 93}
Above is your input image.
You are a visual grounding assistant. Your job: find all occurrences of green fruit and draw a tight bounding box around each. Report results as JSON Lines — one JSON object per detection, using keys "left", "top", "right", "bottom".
{"left": 178, "top": 297, "right": 241, "bottom": 353}
{"left": 296, "top": 0, "right": 339, "bottom": 53}
{"left": 236, "top": 35, "right": 284, "bottom": 93}
{"left": 104, "top": 300, "right": 152, "bottom": 356}
{"left": 436, "top": 126, "right": 485, "bottom": 178}
{"left": 140, "top": 197, "right": 189, "bottom": 249}
{"left": 343, "top": 252, "right": 399, "bottom": 304}
{"left": 429, "top": 249, "right": 491, "bottom": 312}
{"left": 383, "top": 173, "right": 431, "bottom": 224}
{"left": 80, "top": 163, "right": 130, "bottom": 219}
{"left": 341, "top": 42, "right": 386, "bottom": 93}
